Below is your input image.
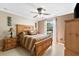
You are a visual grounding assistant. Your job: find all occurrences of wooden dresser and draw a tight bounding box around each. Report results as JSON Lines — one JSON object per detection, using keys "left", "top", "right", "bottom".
{"left": 3, "top": 37, "right": 17, "bottom": 51}
{"left": 65, "top": 19, "right": 79, "bottom": 56}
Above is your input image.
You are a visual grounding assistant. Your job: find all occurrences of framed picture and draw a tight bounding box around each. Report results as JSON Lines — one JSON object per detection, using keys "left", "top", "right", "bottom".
{"left": 7, "top": 16, "right": 12, "bottom": 26}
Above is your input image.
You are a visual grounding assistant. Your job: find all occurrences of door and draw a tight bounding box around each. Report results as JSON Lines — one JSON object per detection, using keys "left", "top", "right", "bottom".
{"left": 65, "top": 21, "right": 79, "bottom": 52}
{"left": 65, "top": 21, "right": 72, "bottom": 49}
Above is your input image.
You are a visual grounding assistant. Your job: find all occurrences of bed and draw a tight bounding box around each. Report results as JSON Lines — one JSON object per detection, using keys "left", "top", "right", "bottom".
{"left": 16, "top": 24, "right": 52, "bottom": 56}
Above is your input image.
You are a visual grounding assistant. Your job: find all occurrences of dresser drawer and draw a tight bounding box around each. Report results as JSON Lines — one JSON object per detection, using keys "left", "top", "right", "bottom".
{"left": 4, "top": 44, "right": 12, "bottom": 50}
{"left": 7, "top": 44, "right": 12, "bottom": 48}
{"left": 4, "top": 45, "right": 8, "bottom": 49}
{"left": 12, "top": 40, "right": 16, "bottom": 42}
{"left": 4, "top": 40, "right": 11, "bottom": 43}
{"left": 3, "top": 37, "right": 17, "bottom": 51}
{"left": 11, "top": 43, "right": 16, "bottom": 46}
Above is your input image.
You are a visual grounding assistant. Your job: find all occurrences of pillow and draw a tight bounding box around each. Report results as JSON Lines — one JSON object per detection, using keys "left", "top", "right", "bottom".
{"left": 19, "top": 31, "right": 28, "bottom": 35}
{"left": 20, "top": 30, "right": 36, "bottom": 35}
{"left": 22, "top": 31, "right": 31, "bottom": 35}
{"left": 24, "top": 31, "right": 29, "bottom": 35}
{"left": 26, "top": 30, "right": 31, "bottom": 35}
{"left": 30, "top": 30, "right": 37, "bottom": 35}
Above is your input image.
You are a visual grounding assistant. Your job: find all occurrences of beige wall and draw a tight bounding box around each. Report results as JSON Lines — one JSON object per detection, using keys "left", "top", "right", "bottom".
{"left": 56, "top": 13, "right": 74, "bottom": 43}
{"left": 38, "top": 20, "right": 45, "bottom": 34}
{"left": 0, "top": 11, "right": 35, "bottom": 49}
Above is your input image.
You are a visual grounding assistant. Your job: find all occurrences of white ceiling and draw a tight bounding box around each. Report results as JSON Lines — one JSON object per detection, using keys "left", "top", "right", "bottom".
{"left": 0, "top": 3, "right": 76, "bottom": 20}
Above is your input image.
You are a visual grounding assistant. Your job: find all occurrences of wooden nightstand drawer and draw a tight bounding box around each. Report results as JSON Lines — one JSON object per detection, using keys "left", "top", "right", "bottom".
{"left": 3, "top": 37, "right": 17, "bottom": 51}
{"left": 5, "top": 40, "right": 12, "bottom": 43}
{"left": 11, "top": 43, "right": 16, "bottom": 46}
{"left": 4, "top": 45, "right": 8, "bottom": 49}
{"left": 11, "top": 44, "right": 16, "bottom": 48}
{"left": 7, "top": 44, "right": 12, "bottom": 48}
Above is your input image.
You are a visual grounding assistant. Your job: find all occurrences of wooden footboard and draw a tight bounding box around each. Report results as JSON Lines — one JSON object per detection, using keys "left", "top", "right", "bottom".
{"left": 34, "top": 37, "right": 52, "bottom": 56}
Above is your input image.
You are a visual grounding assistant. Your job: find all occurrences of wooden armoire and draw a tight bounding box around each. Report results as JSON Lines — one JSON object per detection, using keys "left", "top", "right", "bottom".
{"left": 65, "top": 19, "right": 79, "bottom": 56}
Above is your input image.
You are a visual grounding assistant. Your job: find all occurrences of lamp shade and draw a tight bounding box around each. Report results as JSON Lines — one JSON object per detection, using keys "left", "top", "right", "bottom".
{"left": 9, "top": 28, "right": 13, "bottom": 32}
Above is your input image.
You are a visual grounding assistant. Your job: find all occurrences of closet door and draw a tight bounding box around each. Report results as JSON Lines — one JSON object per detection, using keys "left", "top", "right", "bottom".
{"left": 65, "top": 20, "right": 79, "bottom": 55}
{"left": 74, "top": 21, "right": 79, "bottom": 52}
{"left": 69, "top": 21, "right": 77, "bottom": 50}
{"left": 69, "top": 21, "right": 79, "bottom": 52}
{"left": 65, "top": 21, "right": 72, "bottom": 49}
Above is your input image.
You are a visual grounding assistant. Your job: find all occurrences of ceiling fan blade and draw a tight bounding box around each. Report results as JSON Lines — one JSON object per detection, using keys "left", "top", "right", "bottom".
{"left": 33, "top": 15, "right": 38, "bottom": 18}
{"left": 43, "top": 13, "right": 50, "bottom": 15}
{"left": 31, "top": 11, "right": 38, "bottom": 14}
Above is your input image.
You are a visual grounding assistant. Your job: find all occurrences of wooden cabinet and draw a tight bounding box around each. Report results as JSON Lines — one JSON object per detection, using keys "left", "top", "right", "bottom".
{"left": 65, "top": 19, "right": 79, "bottom": 56}
{"left": 65, "top": 49, "right": 79, "bottom": 56}
{"left": 3, "top": 37, "right": 17, "bottom": 51}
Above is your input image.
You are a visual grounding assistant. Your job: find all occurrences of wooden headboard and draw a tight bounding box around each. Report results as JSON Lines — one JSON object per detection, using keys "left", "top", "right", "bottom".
{"left": 16, "top": 24, "right": 34, "bottom": 35}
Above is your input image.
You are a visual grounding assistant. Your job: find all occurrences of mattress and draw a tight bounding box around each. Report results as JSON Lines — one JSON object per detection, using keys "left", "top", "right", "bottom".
{"left": 24, "top": 34, "right": 49, "bottom": 41}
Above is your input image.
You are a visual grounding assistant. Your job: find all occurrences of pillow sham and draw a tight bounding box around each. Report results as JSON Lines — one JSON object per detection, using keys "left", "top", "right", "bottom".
{"left": 30, "top": 30, "right": 37, "bottom": 35}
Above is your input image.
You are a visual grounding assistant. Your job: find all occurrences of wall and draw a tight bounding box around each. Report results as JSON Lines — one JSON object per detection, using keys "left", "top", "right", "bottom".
{"left": 0, "top": 11, "right": 35, "bottom": 49}
{"left": 56, "top": 13, "right": 74, "bottom": 43}
{"left": 38, "top": 20, "right": 45, "bottom": 34}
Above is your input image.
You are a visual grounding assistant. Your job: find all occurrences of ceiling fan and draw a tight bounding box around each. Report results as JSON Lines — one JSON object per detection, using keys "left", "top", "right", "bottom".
{"left": 31, "top": 7, "right": 50, "bottom": 18}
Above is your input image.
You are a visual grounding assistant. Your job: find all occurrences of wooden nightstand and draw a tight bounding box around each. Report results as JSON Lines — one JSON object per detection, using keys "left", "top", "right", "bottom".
{"left": 2, "top": 37, "right": 17, "bottom": 51}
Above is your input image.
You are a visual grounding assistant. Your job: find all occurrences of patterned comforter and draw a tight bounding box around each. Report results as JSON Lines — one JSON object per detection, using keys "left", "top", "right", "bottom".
{"left": 19, "top": 33, "right": 51, "bottom": 55}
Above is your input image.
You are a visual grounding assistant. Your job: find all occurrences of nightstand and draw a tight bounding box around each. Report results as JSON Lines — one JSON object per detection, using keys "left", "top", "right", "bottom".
{"left": 2, "top": 37, "right": 17, "bottom": 51}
